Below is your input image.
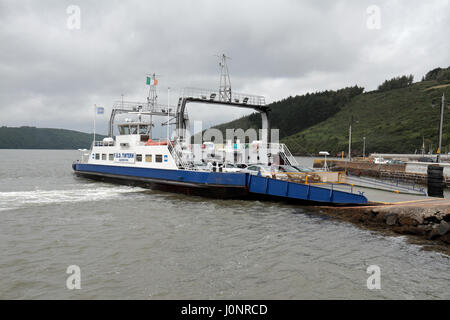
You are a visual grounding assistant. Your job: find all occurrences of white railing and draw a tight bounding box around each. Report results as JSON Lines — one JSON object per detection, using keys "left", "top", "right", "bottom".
{"left": 112, "top": 100, "right": 177, "bottom": 115}
{"left": 93, "top": 140, "right": 115, "bottom": 147}
{"left": 181, "top": 87, "right": 266, "bottom": 106}
{"left": 168, "top": 142, "right": 191, "bottom": 168}
{"left": 268, "top": 143, "right": 298, "bottom": 166}
{"left": 280, "top": 143, "right": 298, "bottom": 166}
{"left": 94, "top": 141, "right": 104, "bottom": 146}
{"left": 167, "top": 141, "right": 300, "bottom": 169}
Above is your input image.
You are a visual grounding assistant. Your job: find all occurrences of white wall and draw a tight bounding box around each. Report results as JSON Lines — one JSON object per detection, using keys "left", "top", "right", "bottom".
{"left": 405, "top": 162, "right": 450, "bottom": 177}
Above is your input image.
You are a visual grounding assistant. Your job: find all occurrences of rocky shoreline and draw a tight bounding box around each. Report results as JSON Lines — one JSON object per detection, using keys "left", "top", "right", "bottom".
{"left": 314, "top": 199, "right": 450, "bottom": 255}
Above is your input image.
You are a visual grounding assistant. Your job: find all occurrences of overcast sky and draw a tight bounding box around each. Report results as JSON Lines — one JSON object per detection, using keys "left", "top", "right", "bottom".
{"left": 1, "top": 0, "right": 449, "bottom": 135}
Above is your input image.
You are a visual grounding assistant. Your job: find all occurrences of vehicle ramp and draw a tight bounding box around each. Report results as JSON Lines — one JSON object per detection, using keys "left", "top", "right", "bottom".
{"left": 247, "top": 174, "right": 368, "bottom": 205}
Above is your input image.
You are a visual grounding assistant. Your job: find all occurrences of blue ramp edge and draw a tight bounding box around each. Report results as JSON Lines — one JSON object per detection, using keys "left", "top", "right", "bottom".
{"left": 247, "top": 175, "right": 367, "bottom": 205}
{"left": 74, "top": 164, "right": 247, "bottom": 187}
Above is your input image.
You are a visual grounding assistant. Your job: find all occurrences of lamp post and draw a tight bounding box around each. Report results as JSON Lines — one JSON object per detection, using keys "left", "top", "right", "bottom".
{"left": 437, "top": 93, "right": 445, "bottom": 163}
{"left": 319, "top": 151, "right": 330, "bottom": 171}
{"left": 363, "top": 136, "right": 366, "bottom": 159}
{"left": 348, "top": 115, "right": 358, "bottom": 161}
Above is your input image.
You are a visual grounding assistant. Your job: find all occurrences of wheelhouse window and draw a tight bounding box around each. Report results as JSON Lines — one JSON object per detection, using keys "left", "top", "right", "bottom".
{"left": 108, "top": 154, "right": 114, "bottom": 161}
{"left": 118, "top": 125, "right": 130, "bottom": 135}
{"left": 136, "top": 154, "right": 142, "bottom": 162}
{"left": 139, "top": 125, "right": 149, "bottom": 135}
{"left": 95, "top": 153, "right": 100, "bottom": 160}
{"left": 145, "top": 154, "right": 152, "bottom": 162}
{"left": 155, "top": 154, "right": 163, "bottom": 163}
{"left": 130, "top": 125, "right": 138, "bottom": 134}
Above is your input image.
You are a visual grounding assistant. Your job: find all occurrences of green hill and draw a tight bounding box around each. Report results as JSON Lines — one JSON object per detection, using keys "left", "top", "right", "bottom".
{"left": 0, "top": 126, "right": 105, "bottom": 149}
{"left": 283, "top": 80, "right": 450, "bottom": 155}
{"left": 210, "top": 67, "right": 450, "bottom": 156}
{"left": 213, "top": 86, "right": 364, "bottom": 139}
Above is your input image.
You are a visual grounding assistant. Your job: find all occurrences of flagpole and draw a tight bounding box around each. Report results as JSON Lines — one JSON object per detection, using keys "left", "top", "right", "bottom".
{"left": 93, "top": 104, "right": 96, "bottom": 144}
{"left": 167, "top": 87, "right": 170, "bottom": 142}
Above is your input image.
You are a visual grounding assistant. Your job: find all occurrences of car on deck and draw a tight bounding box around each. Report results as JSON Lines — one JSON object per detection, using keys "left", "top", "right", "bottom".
{"left": 245, "top": 164, "right": 273, "bottom": 177}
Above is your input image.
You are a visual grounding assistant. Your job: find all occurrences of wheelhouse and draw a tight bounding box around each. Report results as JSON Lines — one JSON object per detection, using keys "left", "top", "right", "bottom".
{"left": 117, "top": 123, "right": 151, "bottom": 136}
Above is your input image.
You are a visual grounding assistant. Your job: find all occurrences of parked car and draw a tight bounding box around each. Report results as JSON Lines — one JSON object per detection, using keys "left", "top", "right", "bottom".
{"left": 387, "top": 159, "right": 404, "bottom": 165}
{"left": 418, "top": 157, "right": 435, "bottom": 163}
{"left": 220, "top": 163, "right": 242, "bottom": 173}
{"left": 374, "top": 157, "right": 388, "bottom": 164}
{"left": 245, "top": 164, "right": 273, "bottom": 177}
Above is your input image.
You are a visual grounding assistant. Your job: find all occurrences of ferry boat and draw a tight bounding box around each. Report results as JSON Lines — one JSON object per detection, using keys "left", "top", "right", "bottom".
{"left": 73, "top": 63, "right": 367, "bottom": 205}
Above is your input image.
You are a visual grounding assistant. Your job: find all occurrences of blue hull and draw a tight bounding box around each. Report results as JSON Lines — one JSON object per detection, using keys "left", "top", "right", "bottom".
{"left": 72, "top": 163, "right": 367, "bottom": 205}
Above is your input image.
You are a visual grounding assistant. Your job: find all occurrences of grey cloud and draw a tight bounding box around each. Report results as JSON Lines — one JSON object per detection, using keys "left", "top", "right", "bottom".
{"left": 0, "top": 0, "right": 449, "bottom": 134}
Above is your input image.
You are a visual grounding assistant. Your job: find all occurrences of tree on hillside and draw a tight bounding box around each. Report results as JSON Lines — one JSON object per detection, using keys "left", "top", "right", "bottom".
{"left": 436, "top": 68, "right": 450, "bottom": 83}
{"left": 424, "top": 67, "right": 443, "bottom": 81}
{"left": 377, "top": 75, "right": 414, "bottom": 92}
{"left": 423, "top": 66, "right": 450, "bottom": 82}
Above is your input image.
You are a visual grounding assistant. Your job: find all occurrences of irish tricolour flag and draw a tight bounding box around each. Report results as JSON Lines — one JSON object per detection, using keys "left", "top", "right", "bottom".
{"left": 146, "top": 76, "right": 158, "bottom": 86}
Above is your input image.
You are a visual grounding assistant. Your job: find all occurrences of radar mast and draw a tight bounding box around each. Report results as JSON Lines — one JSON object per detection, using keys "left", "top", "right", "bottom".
{"left": 217, "top": 54, "right": 232, "bottom": 103}
{"left": 146, "top": 73, "right": 160, "bottom": 138}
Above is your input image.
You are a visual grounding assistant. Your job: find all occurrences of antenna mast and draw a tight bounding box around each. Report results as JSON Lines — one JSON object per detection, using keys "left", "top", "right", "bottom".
{"left": 147, "top": 73, "right": 159, "bottom": 109}
{"left": 145, "top": 73, "right": 161, "bottom": 139}
{"left": 218, "top": 54, "right": 232, "bottom": 102}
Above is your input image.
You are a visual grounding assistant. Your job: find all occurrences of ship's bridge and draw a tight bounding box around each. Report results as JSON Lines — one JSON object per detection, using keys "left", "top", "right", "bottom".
{"left": 117, "top": 122, "right": 151, "bottom": 136}
{"left": 114, "top": 120, "right": 155, "bottom": 148}
{"left": 108, "top": 100, "right": 183, "bottom": 138}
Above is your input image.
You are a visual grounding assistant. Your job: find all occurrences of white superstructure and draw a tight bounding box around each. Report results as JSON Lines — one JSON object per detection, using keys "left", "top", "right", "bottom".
{"left": 83, "top": 120, "right": 178, "bottom": 170}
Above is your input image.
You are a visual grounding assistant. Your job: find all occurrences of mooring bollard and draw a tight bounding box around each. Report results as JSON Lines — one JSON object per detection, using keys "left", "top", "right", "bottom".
{"left": 427, "top": 165, "right": 444, "bottom": 198}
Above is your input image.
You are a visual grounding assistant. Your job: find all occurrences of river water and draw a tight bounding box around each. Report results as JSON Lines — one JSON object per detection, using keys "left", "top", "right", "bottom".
{"left": 0, "top": 150, "right": 448, "bottom": 299}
